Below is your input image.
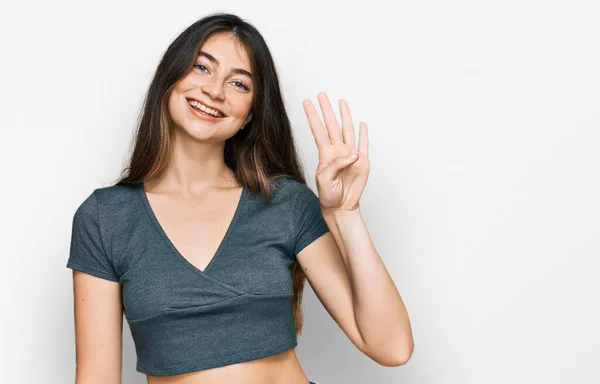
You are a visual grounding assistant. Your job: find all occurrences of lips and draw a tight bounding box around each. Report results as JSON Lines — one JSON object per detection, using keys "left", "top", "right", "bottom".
{"left": 185, "top": 97, "right": 227, "bottom": 117}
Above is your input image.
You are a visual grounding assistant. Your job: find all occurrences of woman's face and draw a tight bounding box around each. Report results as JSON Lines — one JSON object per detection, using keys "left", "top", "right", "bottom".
{"left": 168, "top": 32, "right": 254, "bottom": 142}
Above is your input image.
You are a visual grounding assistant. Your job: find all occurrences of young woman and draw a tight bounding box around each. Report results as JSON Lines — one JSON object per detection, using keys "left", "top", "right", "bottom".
{"left": 67, "top": 12, "right": 413, "bottom": 384}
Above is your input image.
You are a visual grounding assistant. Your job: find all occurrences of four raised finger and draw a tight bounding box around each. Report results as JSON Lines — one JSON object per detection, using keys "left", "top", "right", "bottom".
{"left": 338, "top": 99, "right": 356, "bottom": 149}
{"left": 302, "top": 99, "right": 330, "bottom": 149}
{"left": 317, "top": 93, "right": 342, "bottom": 145}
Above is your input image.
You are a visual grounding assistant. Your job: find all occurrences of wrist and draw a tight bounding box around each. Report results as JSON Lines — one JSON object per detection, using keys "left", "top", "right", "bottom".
{"left": 321, "top": 205, "right": 362, "bottom": 221}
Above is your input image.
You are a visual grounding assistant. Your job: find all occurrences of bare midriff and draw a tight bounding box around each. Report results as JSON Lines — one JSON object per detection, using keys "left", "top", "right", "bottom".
{"left": 146, "top": 348, "right": 310, "bottom": 384}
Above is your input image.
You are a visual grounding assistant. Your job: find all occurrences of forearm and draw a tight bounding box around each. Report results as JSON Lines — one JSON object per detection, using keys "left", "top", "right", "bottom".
{"left": 322, "top": 207, "right": 414, "bottom": 364}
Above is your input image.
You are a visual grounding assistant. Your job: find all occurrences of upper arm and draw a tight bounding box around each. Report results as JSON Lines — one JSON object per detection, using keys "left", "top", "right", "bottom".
{"left": 72, "top": 271, "right": 123, "bottom": 383}
{"left": 297, "top": 234, "right": 368, "bottom": 355}
{"left": 66, "top": 190, "right": 123, "bottom": 382}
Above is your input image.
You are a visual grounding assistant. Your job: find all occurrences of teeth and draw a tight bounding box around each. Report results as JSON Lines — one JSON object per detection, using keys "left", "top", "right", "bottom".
{"left": 187, "top": 99, "right": 223, "bottom": 117}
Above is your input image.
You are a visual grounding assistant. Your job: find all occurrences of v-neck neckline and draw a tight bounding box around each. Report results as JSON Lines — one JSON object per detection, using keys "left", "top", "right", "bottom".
{"left": 135, "top": 182, "right": 248, "bottom": 275}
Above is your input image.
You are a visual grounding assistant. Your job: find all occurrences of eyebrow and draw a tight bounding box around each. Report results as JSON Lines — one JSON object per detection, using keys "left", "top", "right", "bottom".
{"left": 198, "top": 51, "right": 253, "bottom": 80}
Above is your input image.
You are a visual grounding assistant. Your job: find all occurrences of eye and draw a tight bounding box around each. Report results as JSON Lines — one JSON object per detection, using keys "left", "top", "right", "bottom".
{"left": 193, "top": 64, "right": 208, "bottom": 73}
{"left": 232, "top": 81, "right": 250, "bottom": 91}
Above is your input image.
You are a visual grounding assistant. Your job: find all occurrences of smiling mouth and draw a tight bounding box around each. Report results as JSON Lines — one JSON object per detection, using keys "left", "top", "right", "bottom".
{"left": 186, "top": 98, "right": 226, "bottom": 118}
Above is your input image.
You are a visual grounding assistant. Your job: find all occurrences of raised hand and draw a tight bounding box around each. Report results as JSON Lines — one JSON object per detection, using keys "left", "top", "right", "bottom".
{"left": 302, "top": 92, "right": 370, "bottom": 212}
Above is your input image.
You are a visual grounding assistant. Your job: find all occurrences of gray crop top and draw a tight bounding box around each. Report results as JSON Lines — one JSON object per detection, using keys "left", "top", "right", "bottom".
{"left": 66, "top": 177, "right": 329, "bottom": 376}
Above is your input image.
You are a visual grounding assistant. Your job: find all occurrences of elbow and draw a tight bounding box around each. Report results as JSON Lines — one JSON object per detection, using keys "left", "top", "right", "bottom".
{"left": 392, "top": 342, "right": 414, "bottom": 366}
{"left": 366, "top": 340, "right": 414, "bottom": 367}
{"left": 379, "top": 346, "right": 413, "bottom": 367}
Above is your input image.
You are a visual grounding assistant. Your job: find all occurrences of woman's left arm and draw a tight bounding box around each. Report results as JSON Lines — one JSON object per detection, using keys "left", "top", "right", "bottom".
{"left": 321, "top": 205, "right": 414, "bottom": 365}
{"left": 298, "top": 93, "right": 414, "bottom": 366}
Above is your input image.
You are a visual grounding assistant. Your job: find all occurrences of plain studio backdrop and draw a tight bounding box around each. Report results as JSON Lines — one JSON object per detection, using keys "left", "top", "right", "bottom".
{"left": 0, "top": 0, "right": 598, "bottom": 383}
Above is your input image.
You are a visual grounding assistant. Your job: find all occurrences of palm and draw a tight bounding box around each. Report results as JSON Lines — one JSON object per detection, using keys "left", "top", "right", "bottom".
{"left": 302, "top": 93, "right": 370, "bottom": 211}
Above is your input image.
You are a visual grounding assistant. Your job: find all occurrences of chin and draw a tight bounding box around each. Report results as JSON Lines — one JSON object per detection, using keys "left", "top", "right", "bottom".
{"left": 178, "top": 120, "right": 242, "bottom": 142}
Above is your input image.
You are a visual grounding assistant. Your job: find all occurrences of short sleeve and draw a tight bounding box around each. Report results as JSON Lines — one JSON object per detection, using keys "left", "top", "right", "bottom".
{"left": 293, "top": 186, "right": 330, "bottom": 256}
{"left": 66, "top": 190, "right": 119, "bottom": 282}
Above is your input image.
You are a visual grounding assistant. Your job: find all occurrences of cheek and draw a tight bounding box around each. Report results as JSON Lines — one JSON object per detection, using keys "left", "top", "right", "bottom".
{"left": 167, "top": 91, "right": 185, "bottom": 119}
{"left": 229, "top": 95, "right": 253, "bottom": 118}
{"left": 167, "top": 78, "right": 191, "bottom": 114}
{"left": 166, "top": 96, "right": 177, "bottom": 120}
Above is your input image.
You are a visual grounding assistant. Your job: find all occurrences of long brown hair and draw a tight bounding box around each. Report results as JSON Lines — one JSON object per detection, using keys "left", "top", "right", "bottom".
{"left": 114, "top": 13, "right": 312, "bottom": 336}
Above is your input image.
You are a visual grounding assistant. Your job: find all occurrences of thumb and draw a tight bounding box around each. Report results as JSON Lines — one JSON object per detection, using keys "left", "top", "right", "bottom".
{"left": 320, "top": 152, "right": 359, "bottom": 181}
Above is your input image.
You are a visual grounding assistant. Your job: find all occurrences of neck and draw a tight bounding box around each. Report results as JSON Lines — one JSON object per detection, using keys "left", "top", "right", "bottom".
{"left": 148, "top": 130, "right": 238, "bottom": 195}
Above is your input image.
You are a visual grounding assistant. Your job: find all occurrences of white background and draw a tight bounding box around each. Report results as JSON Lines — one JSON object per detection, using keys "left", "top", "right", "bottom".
{"left": 1, "top": 0, "right": 599, "bottom": 383}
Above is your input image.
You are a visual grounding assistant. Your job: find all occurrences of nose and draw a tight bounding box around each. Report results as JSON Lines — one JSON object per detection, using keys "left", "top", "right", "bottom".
{"left": 201, "top": 78, "right": 225, "bottom": 101}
